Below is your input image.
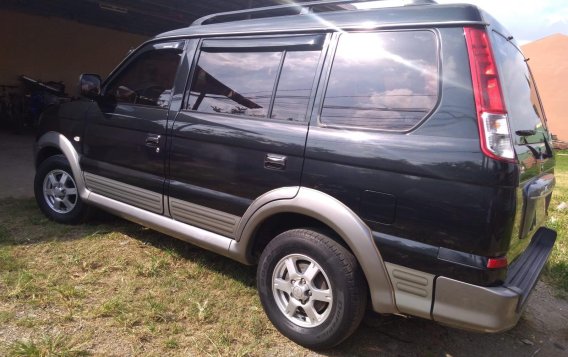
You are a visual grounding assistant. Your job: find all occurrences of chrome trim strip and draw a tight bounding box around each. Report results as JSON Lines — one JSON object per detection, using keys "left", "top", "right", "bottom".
{"left": 385, "top": 263, "right": 434, "bottom": 319}
{"left": 170, "top": 198, "right": 240, "bottom": 237}
{"left": 84, "top": 172, "right": 163, "bottom": 214}
{"left": 235, "top": 187, "right": 397, "bottom": 314}
{"left": 35, "top": 132, "right": 90, "bottom": 200}
{"left": 86, "top": 191, "right": 235, "bottom": 258}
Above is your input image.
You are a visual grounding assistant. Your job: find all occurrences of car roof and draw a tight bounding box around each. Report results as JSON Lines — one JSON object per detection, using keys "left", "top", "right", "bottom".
{"left": 154, "top": 3, "right": 485, "bottom": 40}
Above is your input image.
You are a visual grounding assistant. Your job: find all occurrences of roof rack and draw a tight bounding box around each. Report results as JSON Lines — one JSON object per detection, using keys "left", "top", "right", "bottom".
{"left": 192, "top": 0, "right": 437, "bottom": 26}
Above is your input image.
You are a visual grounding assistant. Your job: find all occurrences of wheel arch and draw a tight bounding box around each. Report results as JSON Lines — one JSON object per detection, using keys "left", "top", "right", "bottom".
{"left": 231, "top": 187, "right": 397, "bottom": 314}
{"left": 35, "top": 132, "right": 89, "bottom": 200}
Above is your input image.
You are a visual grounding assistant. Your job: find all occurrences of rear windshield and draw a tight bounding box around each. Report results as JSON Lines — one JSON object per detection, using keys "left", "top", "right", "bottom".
{"left": 491, "top": 32, "right": 548, "bottom": 145}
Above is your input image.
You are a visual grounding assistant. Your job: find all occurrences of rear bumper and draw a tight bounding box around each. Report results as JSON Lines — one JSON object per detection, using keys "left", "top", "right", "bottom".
{"left": 431, "top": 227, "right": 556, "bottom": 332}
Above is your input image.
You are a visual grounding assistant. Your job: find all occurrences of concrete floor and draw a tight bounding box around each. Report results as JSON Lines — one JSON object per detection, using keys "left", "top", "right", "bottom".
{"left": 0, "top": 130, "right": 35, "bottom": 199}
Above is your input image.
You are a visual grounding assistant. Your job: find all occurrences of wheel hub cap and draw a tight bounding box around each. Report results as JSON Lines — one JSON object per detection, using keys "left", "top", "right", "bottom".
{"left": 42, "top": 169, "right": 78, "bottom": 214}
{"left": 291, "top": 281, "right": 310, "bottom": 302}
{"left": 272, "top": 254, "right": 333, "bottom": 328}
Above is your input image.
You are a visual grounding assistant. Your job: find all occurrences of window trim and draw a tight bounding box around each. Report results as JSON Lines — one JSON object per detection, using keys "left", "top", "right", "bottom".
{"left": 182, "top": 34, "right": 330, "bottom": 124}
{"left": 315, "top": 29, "right": 442, "bottom": 133}
{"left": 102, "top": 40, "right": 186, "bottom": 110}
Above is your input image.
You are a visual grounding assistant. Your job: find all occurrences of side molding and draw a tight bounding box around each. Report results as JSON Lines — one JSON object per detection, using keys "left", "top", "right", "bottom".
{"left": 232, "top": 187, "right": 397, "bottom": 314}
{"left": 36, "top": 132, "right": 90, "bottom": 200}
{"left": 85, "top": 172, "right": 163, "bottom": 214}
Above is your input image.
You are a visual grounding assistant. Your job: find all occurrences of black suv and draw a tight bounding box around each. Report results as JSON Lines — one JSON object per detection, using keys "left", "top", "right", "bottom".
{"left": 33, "top": 0, "right": 557, "bottom": 349}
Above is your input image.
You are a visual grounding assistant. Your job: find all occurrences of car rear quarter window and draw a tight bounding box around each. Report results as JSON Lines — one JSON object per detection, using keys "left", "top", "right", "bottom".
{"left": 321, "top": 31, "right": 439, "bottom": 131}
{"left": 491, "top": 32, "right": 548, "bottom": 145}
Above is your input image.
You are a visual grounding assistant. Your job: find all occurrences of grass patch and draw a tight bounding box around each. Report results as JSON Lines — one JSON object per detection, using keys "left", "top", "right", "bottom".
{"left": 0, "top": 199, "right": 285, "bottom": 355}
{"left": 544, "top": 153, "right": 568, "bottom": 294}
{"left": 7, "top": 334, "right": 89, "bottom": 357}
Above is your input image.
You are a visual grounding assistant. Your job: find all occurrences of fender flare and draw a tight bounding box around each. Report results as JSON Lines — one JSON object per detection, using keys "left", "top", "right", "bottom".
{"left": 231, "top": 187, "right": 397, "bottom": 314}
{"left": 35, "top": 131, "right": 90, "bottom": 200}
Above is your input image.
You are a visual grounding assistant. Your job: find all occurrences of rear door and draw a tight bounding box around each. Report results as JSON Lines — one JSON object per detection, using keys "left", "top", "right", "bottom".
{"left": 166, "top": 34, "right": 328, "bottom": 236}
{"left": 491, "top": 31, "right": 555, "bottom": 256}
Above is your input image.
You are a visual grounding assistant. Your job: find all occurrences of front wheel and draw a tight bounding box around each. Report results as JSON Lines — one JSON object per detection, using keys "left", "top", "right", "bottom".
{"left": 257, "top": 229, "right": 367, "bottom": 349}
{"left": 34, "top": 155, "right": 89, "bottom": 224}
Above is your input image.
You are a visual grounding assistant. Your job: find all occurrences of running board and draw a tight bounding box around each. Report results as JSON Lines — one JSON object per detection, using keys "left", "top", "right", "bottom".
{"left": 86, "top": 191, "right": 246, "bottom": 263}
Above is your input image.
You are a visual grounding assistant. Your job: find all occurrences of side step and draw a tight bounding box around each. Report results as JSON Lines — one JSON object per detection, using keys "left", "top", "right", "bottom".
{"left": 505, "top": 227, "right": 556, "bottom": 311}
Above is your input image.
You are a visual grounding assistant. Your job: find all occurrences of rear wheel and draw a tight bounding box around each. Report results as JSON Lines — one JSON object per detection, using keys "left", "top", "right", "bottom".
{"left": 257, "top": 229, "right": 367, "bottom": 349}
{"left": 34, "top": 155, "right": 89, "bottom": 224}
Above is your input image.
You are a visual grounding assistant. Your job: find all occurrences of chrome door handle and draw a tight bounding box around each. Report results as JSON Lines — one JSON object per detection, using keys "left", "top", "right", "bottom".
{"left": 145, "top": 134, "right": 161, "bottom": 148}
{"left": 264, "top": 153, "right": 287, "bottom": 170}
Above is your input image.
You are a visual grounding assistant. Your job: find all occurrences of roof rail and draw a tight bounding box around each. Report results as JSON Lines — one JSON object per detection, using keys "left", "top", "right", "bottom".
{"left": 191, "top": 0, "right": 437, "bottom": 26}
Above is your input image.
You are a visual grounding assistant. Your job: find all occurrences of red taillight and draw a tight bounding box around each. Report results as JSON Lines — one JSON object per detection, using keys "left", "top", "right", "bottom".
{"left": 464, "top": 27, "right": 515, "bottom": 162}
{"left": 487, "top": 256, "right": 508, "bottom": 269}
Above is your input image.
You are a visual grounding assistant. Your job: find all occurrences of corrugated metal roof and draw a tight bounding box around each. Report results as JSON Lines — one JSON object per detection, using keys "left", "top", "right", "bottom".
{"left": 0, "top": 0, "right": 299, "bottom": 35}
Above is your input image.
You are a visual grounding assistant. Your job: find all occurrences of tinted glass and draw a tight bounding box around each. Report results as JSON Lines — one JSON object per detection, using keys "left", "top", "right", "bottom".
{"left": 492, "top": 33, "right": 547, "bottom": 144}
{"left": 106, "top": 48, "right": 182, "bottom": 108}
{"left": 188, "top": 51, "right": 282, "bottom": 117}
{"left": 321, "top": 31, "right": 438, "bottom": 131}
{"left": 271, "top": 51, "right": 321, "bottom": 122}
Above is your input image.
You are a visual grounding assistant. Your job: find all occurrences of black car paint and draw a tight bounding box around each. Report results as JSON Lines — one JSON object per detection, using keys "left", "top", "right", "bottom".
{"left": 35, "top": 3, "right": 554, "bottom": 288}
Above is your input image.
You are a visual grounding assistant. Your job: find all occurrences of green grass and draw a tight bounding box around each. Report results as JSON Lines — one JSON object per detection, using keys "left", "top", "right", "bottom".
{"left": 544, "top": 153, "right": 568, "bottom": 294}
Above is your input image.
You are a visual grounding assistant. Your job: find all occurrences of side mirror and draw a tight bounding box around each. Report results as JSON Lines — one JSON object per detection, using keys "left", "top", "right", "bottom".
{"left": 79, "top": 73, "right": 101, "bottom": 98}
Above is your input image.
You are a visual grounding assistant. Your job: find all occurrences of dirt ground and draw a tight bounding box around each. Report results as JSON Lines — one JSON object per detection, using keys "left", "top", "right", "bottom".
{"left": 0, "top": 130, "right": 566, "bottom": 356}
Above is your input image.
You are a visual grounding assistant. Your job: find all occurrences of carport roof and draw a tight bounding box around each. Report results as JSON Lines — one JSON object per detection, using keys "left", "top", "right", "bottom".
{"left": 0, "top": 0, "right": 307, "bottom": 36}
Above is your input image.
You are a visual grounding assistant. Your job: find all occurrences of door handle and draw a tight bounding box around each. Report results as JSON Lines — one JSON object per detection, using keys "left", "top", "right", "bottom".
{"left": 145, "top": 134, "right": 160, "bottom": 147}
{"left": 264, "top": 153, "right": 287, "bottom": 170}
{"left": 145, "top": 134, "right": 161, "bottom": 153}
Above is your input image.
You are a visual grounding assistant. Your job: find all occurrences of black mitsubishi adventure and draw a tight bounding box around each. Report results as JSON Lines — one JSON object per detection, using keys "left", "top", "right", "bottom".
{"left": 33, "top": 0, "right": 557, "bottom": 349}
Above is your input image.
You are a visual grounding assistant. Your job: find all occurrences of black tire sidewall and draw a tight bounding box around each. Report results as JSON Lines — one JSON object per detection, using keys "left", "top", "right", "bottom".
{"left": 34, "top": 155, "right": 86, "bottom": 224}
{"left": 257, "top": 229, "right": 365, "bottom": 349}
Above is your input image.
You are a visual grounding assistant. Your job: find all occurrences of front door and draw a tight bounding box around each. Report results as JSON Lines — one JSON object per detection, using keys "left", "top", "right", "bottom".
{"left": 82, "top": 41, "right": 185, "bottom": 214}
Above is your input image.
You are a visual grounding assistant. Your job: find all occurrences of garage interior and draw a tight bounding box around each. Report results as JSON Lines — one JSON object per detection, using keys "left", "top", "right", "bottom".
{"left": 0, "top": 0, "right": 322, "bottom": 134}
{"left": 0, "top": 0, "right": 318, "bottom": 198}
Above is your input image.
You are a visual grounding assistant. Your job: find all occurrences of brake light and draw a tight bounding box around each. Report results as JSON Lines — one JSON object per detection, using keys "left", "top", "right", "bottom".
{"left": 464, "top": 27, "right": 515, "bottom": 162}
{"left": 487, "top": 256, "right": 508, "bottom": 269}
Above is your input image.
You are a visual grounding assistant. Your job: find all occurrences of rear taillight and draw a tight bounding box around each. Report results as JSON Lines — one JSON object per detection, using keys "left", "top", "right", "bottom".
{"left": 464, "top": 27, "right": 515, "bottom": 162}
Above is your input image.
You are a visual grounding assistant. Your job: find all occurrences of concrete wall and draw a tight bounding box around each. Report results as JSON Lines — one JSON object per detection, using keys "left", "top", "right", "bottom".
{"left": 0, "top": 10, "right": 147, "bottom": 95}
{"left": 522, "top": 34, "right": 568, "bottom": 141}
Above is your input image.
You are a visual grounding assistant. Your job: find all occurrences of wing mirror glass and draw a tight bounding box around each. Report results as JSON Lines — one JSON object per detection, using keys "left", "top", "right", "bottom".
{"left": 79, "top": 74, "right": 102, "bottom": 98}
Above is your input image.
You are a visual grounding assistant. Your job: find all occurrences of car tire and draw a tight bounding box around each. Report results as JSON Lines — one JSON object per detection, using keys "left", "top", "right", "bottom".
{"left": 257, "top": 228, "right": 367, "bottom": 349}
{"left": 34, "top": 154, "right": 89, "bottom": 224}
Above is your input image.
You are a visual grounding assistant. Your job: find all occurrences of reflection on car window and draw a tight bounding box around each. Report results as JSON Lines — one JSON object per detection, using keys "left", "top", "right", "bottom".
{"left": 188, "top": 51, "right": 282, "bottom": 118}
{"left": 271, "top": 51, "right": 321, "bottom": 122}
{"left": 188, "top": 46, "right": 321, "bottom": 122}
{"left": 106, "top": 48, "right": 182, "bottom": 108}
{"left": 492, "top": 33, "right": 547, "bottom": 145}
{"left": 321, "top": 31, "right": 439, "bottom": 131}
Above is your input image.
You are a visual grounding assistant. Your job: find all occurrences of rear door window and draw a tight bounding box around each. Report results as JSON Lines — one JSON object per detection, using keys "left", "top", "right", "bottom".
{"left": 187, "top": 35, "right": 324, "bottom": 122}
{"left": 320, "top": 31, "right": 439, "bottom": 131}
{"left": 491, "top": 32, "right": 548, "bottom": 144}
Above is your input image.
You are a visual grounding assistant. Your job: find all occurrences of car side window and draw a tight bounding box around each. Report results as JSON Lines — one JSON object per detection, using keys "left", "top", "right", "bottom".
{"left": 105, "top": 46, "right": 183, "bottom": 108}
{"left": 321, "top": 31, "right": 439, "bottom": 131}
{"left": 187, "top": 36, "right": 323, "bottom": 122}
{"left": 188, "top": 51, "right": 282, "bottom": 117}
